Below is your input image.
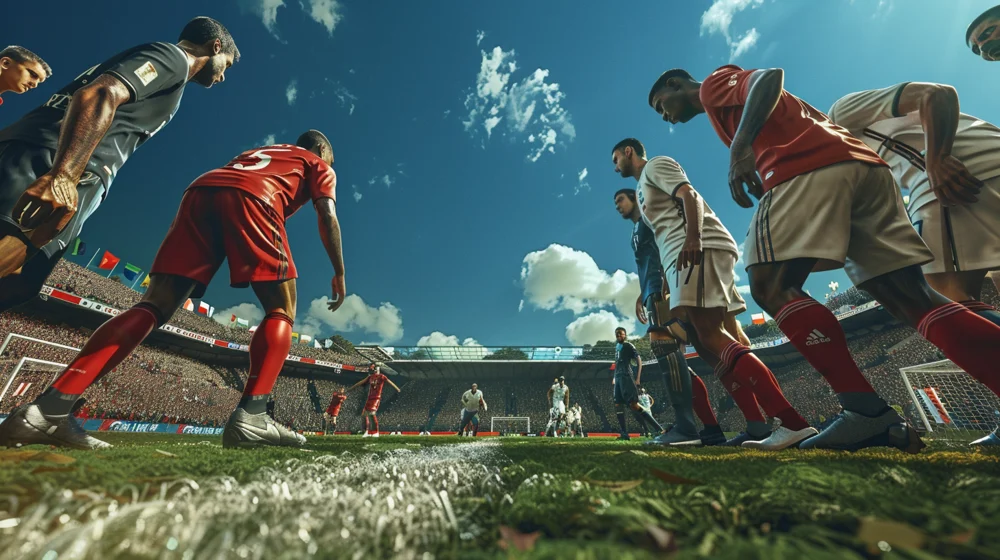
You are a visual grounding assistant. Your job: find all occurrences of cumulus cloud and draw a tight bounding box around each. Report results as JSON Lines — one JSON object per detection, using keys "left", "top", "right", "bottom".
{"left": 305, "top": 0, "right": 343, "bottom": 34}
{"left": 521, "top": 244, "right": 639, "bottom": 319}
{"left": 700, "top": 0, "right": 764, "bottom": 61}
{"left": 239, "top": 0, "right": 342, "bottom": 36}
{"left": 286, "top": 80, "right": 298, "bottom": 105}
{"left": 417, "top": 332, "right": 481, "bottom": 347}
{"left": 238, "top": 0, "right": 287, "bottom": 35}
{"left": 212, "top": 302, "right": 265, "bottom": 326}
{"left": 300, "top": 294, "right": 403, "bottom": 344}
{"left": 415, "top": 331, "right": 490, "bottom": 359}
{"left": 463, "top": 45, "right": 575, "bottom": 162}
{"left": 566, "top": 311, "right": 636, "bottom": 347}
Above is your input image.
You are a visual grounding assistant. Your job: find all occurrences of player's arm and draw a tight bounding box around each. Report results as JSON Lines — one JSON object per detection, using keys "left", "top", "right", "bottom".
{"left": 347, "top": 376, "right": 368, "bottom": 391}
{"left": 898, "top": 82, "right": 982, "bottom": 206}
{"left": 675, "top": 183, "right": 705, "bottom": 271}
{"left": 480, "top": 396, "right": 488, "bottom": 412}
{"left": 547, "top": 386, "right": 554, "bottom": 405}
{"left": 386, "top": 378, "right": 401, "bottom": 393}
{"left": 635, "top": 352, "right": 643, "bottom": 384}
{"left": 729, "top": 68, "right": 784, "bottom": 208}
{"left": 315, "top": 197, "right": 347, "bottom": 311}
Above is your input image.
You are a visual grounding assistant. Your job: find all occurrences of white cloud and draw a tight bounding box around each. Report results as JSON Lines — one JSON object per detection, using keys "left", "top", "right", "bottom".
{"left": 415, "top": 331, "right": 490, "bottom": 359}
{"left": 518, "top": 299, "right": 524, "bottom": 312}
{"left": 463, "top": 45, "right": 575, "bottom": 162}
{"left": 520, "top": 244, "right": 639, "bottom": 319}
{"left": 286, "top": 80, "right": 298, "bottom": 105}
{"left": 417, "top": 332, "right": 481, "bottom": 347}
{"left": 352, "top": 185, "right": 362, "bottom": 202}
{"left": 700, "top": 0, "right": 764, "bottom": 61}
{"left": 305, "top": 0, "right": 343, "bottom": 34}
{"left": 575, "top": 167, "right": 590, "bottom": 195}
{"left": 380, "top": 174, "right": 394, "bottom": 188}
{"left": 300, "top": 294, "right": 403, "bottom": 344}
{"left": 239, "top": 0, "right": 342, "bottom": 36}
{"left": 736, "top": 284, "right": 752, "bottom": 295}
{"left": 261, "top": 133, "right": 277, "bottom": 146}
{"left": 566, "top": 311, "right": 636, "bottom": 346}
{"left": 238, "top": 0, "right": 287, "bottom": 35}
{"left": 443, "top": 109, "right": 451, "bottom": 118}
{"left": 213, "top": 303, "right": 265, "bottom": 326}
{"left": 332, "top": 84, "right": 357, "bottom": 115}
{"left": 668, "top": 125, "right": 675, "bottom": 135}
{"left": 476, "top": 30, "right": 486, "bottom": 46}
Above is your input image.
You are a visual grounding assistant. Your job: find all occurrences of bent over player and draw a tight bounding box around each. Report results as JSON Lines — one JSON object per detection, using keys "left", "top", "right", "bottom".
{"left": 649, "top": 64, "right": 1000, "bottom": 452}
{"left": 0, "top": 131, "right": 346, "bottom": 450}
{"left": 0, "top": 17, "right": 239, "bottom": 309}
{"left": 349, "top": 364, "right": 400, "bottom": 438}
{"left": 324, "top": 387, "right": 347, "bottom": 434}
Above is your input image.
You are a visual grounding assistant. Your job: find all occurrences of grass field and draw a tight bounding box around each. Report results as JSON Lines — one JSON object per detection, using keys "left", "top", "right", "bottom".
{"left": 2, "top": 435, "right": 999, "bottom": 559}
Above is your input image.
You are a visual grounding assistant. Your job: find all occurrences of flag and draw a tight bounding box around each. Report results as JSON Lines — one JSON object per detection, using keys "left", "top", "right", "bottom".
{"left": 209, "top": 306, "right": 215, "bottom": 318}
{"left": 231, "top": 314, "right": 237, "bottom": 323}
{"left": 751, "top": 313, "right": 766, "bottom": 325}
{"left": 71, "top": 238, "right": 86, "bottom": 256}
{"left": 301, "top": 334, "right": 313, "bottom": 345}
{"left": 98, "top": 251, "right": 119, "bottom": 270}
{"left": 323, "top": 339, "right": 333, "bottom": 349}
{"left": 237, "top": 318, "right": 250, "bottom": 328}
{"left": 122, "top": 263, "right": 142, "bottom": 282}
{"left": 184, "top": 299, "right": 194, "bottom": 312}
{"left": 140, "top": 274, "right": 150, "bottom": 289}
{"left": 313, "top": 340, "right": 322, "bottom": 348}
{"left": 198, "top": 301, "right": 210, "bottom": 315}
{"left": 291, "top": 332, "right": 300, "bottom": 343}
{"left": 249, "top": 325, "right": 258, "bottom": 333}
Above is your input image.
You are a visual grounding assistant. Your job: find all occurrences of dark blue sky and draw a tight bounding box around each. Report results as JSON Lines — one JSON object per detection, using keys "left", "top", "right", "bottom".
{"left": 3, "top": 0, "right": 999, "bottom": 348}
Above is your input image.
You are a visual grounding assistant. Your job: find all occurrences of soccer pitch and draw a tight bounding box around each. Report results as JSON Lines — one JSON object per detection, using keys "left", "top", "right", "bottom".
{"left": 1, "top": 436, "right": 999, "bottom": 559}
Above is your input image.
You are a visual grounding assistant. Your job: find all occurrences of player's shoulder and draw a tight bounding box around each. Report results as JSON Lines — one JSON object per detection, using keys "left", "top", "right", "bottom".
{"left": 704, "top": 64, "right": 746, "bottom": 83}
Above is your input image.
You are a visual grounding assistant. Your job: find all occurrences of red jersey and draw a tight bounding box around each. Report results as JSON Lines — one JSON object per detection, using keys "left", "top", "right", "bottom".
{"left": 326, "top": 393, "right": 347, "bottom": 416}
{"left": 366, "top": 373, "right": 388, "bottom": 401}
{"left": 188, "top": 144, "right": 336, "bottom": 220}
{"left": 698, "top": 65, "right": 885, "bottom": 192}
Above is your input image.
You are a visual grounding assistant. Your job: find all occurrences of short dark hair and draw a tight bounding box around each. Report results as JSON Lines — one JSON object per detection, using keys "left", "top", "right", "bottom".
{"left": 614, "top": 188, "right": 636, "bottom": 202}
{"left": 296, "top": 129, "right": 333, "bottom": 159}
{"left": 615, "top": 327, "right": 627, "bottom": 335}
{"left": 179, "top": 16, "right": 240, "bottom": 63}
{"left": 612, "top": 138, "right": 645, "bottom": 159}
{"left": 967, "top": 5, "right": 1000, "bottom": 47}
{"left": 0, "top": 45, "right": 51, "bottom": 77}
{"left": 648, "top": 69, "right": 695, "bottom": 106}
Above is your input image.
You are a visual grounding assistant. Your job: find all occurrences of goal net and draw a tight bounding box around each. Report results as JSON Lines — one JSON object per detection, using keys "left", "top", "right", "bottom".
{"left": 900, "top": 359, "right": 1000, "bottom": 441}
{"left": 491, "top": 416, "right": 530, "bottom": 435}
{"left": 0, "top": 333, "right": 77, "bottom": 414}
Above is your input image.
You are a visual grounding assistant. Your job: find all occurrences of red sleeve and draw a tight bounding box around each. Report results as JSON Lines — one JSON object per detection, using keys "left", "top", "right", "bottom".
{"left": 306, "top": 154, "right": 337, "bottom": 203}
{"left": 699, "top": 65, "right": 753, "bottom": 109}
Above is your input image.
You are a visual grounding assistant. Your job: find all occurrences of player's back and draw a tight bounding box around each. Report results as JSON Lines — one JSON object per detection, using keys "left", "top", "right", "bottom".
{"left": 190, "top": 144, "right": 336, "bottom": 220}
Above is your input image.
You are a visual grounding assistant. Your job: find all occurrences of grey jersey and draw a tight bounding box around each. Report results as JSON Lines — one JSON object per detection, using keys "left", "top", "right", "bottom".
{"left": 0, "top": 42, "right": 189, "bottom": 192}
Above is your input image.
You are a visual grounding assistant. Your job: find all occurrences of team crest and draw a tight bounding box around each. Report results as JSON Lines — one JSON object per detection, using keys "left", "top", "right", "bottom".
{"left": 133, "top": 61, "right": 158, "bottom": 86}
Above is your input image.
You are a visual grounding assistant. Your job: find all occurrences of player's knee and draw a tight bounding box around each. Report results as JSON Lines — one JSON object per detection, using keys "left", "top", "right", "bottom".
{"left": 614, "top": 403, "right": 624, "bottom": 413}
{"left": 132, "top": 302, "right": 169, "bottom": 327}
{"left": 748, "top": 268, "right": 786, "bottom": 312}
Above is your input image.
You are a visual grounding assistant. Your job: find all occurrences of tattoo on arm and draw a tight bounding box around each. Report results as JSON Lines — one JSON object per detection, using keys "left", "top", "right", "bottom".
{"left": 51, "top": 74, "right": 131, "bottom": 179}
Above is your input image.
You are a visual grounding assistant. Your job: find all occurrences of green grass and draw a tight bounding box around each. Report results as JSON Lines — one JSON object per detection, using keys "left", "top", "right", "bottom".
{"left": 2, "top": 435, "right": 1000, "bottom": 559}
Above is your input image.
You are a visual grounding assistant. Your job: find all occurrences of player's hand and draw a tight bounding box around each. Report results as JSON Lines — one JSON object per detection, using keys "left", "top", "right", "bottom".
{"left": 926, "top": 154, "right": 982, "bottom": 207}
{"left": 635, "top": 294, "right": 648, "bottom": 324}
{"left": 13, "top": 173, "right": 79, "bottom": 232}
{"left": 327, "top": 275, "right": 346, "bottom": 312}
{"left": 728, "top": 143, "right": 761, "bottom": 209}
{"left": 677, "top": 235, "right": 703, "bottom": 271}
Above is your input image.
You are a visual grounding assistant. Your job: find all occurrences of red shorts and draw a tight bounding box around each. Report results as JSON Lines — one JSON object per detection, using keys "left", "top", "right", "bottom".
{"left": 364, "top": 398, "right": 381, "bottom": 413}
{"left": 326, "top": 405, "right": 342, "bottom": 417}
{"left": 150, "top": 187, "right": 296, "bottom": 298}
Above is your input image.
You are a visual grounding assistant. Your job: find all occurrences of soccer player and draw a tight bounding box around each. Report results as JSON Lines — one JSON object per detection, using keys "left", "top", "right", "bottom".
{"left": 614, "top": 187, "right": 725, "bottom": 445}
{"left": 0, "top": 17, "right": 239, "bottom": 310}
{"left": 546, "top": 376, "right": 570, "bottom": 436}
{"left": 458, "top": 383, "right": 487, "bottom": 436}
{"left": 349, "top": 364, "right": 400, "bottom": 438}
{"left": 0, "top": 46, "right": 50, "bottom": 104}
{"left": 614, "top": 139, "right": 814, "bottom": 450}
{"left": 612, "top": 327, "right": 664, "bottom": 441}
{"left": 569, "top": 404, "right": 584, "bottom": 437}
{"left": 967, "top": 5, "right": 1000, "bottom": 61}
{"left": 324, "top": 387, "right": 347, "bottom": 434}
{"left": 637, "top": 387, "right": 655, "bottom": 437}
{"left": 0, "top": 130, "right": 345, "bottom": 450}
{"left": 648, "top": 66, "right": 1000, "bottom": 452}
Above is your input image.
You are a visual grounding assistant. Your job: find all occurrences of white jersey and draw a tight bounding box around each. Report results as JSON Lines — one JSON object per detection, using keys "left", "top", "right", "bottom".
{"left": 565, "top": 407, "right": 578, "bottom": 424}
{"left": 550, "top": 383, "right": 568, "bottom": 405}
{"left": 828, "top": 83, "right": 1000, "bottom": 214}
{"left": 461, "top": 390, "right": 484, "bottom": 412}
{"left": 638, "top": 394, "right": 653, "bottom": 411}
{"left": 637, "top": 156, "right": 739, "bottom": 269}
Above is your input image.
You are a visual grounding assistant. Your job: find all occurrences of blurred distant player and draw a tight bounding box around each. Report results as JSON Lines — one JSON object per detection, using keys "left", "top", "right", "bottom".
{"left": 649, "top": 65, "right": 1000, "bottom": 452}
{"left": 613, "top": 187, "right": 725, "bottom": 446}
{"left": 568, "top": 404, "right": 584, "bottom": 437}
{"left": 349, "top": 364, "right": 400, "bottom": 438}
{"left": 0, "top": 46, "right": 51, "bottom": 104}
{"left": 0, "top": 18, "right": 239, "bottom": 309}
{"left": 458, "top": 383, "right": 487, "bottom": 436}
{"left": 637, "top": 387, "right": 655, "bottom": 437}
{"left": 0, "top": 131, "right": 346, "bottom": 450}
{"left": 612, "top": 327, "right": 663, "bottom": 441}
{"left": 546, "top": 376, "right": 570, "bottom": 436}
{"left": 324, "top": 387, "right": 347, "bottom": 434}
{"left": 614, "top": 139, "right": 812, "bottom": 449}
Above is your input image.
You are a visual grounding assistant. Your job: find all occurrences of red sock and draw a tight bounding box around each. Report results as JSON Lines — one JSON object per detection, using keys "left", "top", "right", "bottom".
{"left": 691, "top": 373, "right": 719, "bottom": 426}
{"left": 51, "top": 304, "right": 159, "bottom": 395}
{"left": 720, "top": 342, "right": 809, "bottom": 431}
{"left": 241, "top": 312, "right": 293, "bottom": 398}
{"left": 918, "top": 303, "right": 1000, "bottom": 397}
{"left": 715, "top": 358, "right": 766, "bottom": 423}
{"left": 775, "top": 298, "right": 875, "bottom": 394}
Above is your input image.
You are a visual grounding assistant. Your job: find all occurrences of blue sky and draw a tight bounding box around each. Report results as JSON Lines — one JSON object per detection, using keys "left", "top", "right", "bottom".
{"left": 3, "top": 0, "right": 999, "bottom": 348}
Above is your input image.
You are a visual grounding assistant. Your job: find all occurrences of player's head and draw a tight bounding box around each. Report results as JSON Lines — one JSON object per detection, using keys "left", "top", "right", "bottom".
{"left": 296, "top": 129, "right": 334, "bottom": 165}
{"left": 612, "top": 138, "right": 646, "bottom": 178}
{"left": 471, "top": 383, "right": 478, "bottom": 392}
{"left": 648, "top": 69, "right": 701, "bottom": 124}
{"left": 0, "top": 46, "right": 50, "bottom": 94}
{"left": 614, "top": 188, "right": 637, "bottom": 220}
{"left": 615, "top": 326, "right": 627, "bottom": 343}
{"left": 178, "top": 17, "right": 240, "bottom": 87}
{"left": 968, "top": 5, "right": 1000, "bottom": 60}
{"left": 558, "top": 375, "right": 566, "bottom": 386}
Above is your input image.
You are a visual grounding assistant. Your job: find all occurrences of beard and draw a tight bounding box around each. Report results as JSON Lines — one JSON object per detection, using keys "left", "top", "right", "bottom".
{"left": 193, "top": 57, "right": 225, "bottom": 86}
{"left": 983, "top": 39, "right": 1000, "bottom": 61}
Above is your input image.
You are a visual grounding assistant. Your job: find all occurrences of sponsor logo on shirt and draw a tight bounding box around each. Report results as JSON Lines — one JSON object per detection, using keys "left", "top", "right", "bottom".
{"left": 765, "top": 170, "right": 774, "bottom": 180}
{"left": 133, "top": 61, "right": 159, "bottom": 86}
{"left": 728, "top": 73, "right": 739, "bottom": 87}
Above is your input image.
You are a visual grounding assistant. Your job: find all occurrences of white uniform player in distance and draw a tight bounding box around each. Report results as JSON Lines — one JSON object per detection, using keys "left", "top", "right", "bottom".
{"left": 637, "top": 388, "right": 655, "bottom": 437}
{"left": 458, "top": 383, "right": 487, "bottom": 437}
{"left": 570, "top": 404, "right": 584, "bottom": 437}
{"left": 547, "top": 377, "right": 570, "bottom": 437}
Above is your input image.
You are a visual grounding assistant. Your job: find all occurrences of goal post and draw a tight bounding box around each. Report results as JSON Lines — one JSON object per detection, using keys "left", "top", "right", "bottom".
{"left": 491, "top": 416, "right": 530, "bottom": 434}
{"left": 900, "top": 359, "right": 1000, "bottom": 440}
{"left": 0, "top": 357, "right": 68, "bottom": 409}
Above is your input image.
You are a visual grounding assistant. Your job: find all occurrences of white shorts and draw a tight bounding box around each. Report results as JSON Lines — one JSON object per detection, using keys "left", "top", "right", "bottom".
{"left": 551, "top": 401, "right": 566, "bottom": 416}
{"left": 744, "top": 161, "right": 933, "bottom": 285}
{"left": 909, "top": 175, "right": 1000, "bottom": 274}
{"left": 666, "top": 248, "right": 746, "bottom": 314}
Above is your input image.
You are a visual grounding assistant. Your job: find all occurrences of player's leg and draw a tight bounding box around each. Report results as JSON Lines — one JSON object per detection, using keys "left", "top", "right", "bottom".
{"left": 471, "top": 413, "right": 479, "bottom": 436}
{"left": 647, "top": 296, "right": 700, "bottom": 441}
{"left": 925, "top": 270, "right": 1000, "bottom": 326}
{"left": 613, "top": 381, "right": 630, "bottom": 439}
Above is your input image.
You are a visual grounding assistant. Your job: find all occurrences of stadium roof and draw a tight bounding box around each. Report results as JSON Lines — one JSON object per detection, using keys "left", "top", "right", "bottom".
{"left": 388, "top": 359, "right": 614, "bottom": 380}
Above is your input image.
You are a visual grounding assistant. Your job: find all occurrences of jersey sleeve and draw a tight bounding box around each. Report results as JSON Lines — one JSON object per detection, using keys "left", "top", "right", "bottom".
{"left": 306, "top": 155, "right": 337, "bottom": 202}
{"left": 645, "top": 156, "right": 692, "bottom": 198}
{"left": 104, "top": 43, "right": 189, "bottom": 103}
{"left": 698, "top": 65, "right": 752, "bottom": 109}
{"left": 827, "top": 83, "right": 910, "bottom": 133}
